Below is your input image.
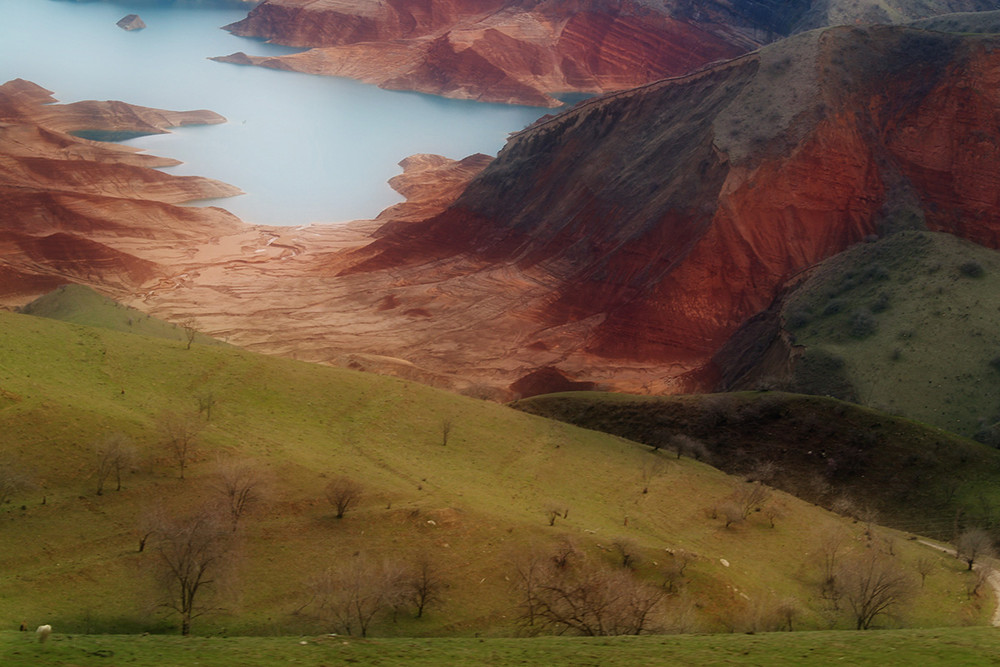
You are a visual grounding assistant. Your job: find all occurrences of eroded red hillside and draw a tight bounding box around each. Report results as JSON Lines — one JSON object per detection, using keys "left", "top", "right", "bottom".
{"left": 217, "top": 0, "right": 790, "bottom": 106}
{"left": 0, "top": 79, "right": 244, "bottom": 298}
{"left": 337, "top": 26, "right": 1000, "bottom": 394}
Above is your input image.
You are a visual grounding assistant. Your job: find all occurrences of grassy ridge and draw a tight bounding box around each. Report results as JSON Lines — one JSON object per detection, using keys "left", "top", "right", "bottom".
{"left": 511, "top": 390, "right": 1000, "bottom": 539}
{"left": 0, "top": 312, "right": 990, "bottom": 636}
{"left": 4, "top": 627, "right": 1000, "bottom": 666}
{"left": 781, "top": 231, "right": 1000, "bottom": 438}
{"left": 16, "top": 283, "right": 224, "bottom": 347}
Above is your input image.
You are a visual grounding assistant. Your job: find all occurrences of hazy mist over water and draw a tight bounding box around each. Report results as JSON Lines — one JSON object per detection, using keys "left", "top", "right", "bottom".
{"left": 0, "top": 0, "right": 546, "bottom": 225}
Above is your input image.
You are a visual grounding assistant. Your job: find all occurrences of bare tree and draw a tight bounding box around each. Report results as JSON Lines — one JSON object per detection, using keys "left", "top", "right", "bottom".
{"left": 440, "top": 418, "right": 453, "bottom": 446}
{"left": 775, "top": 597, "right": 800, "bottom": 631}
{"left": 157, "top": 411, "right": 203, "bottom": 480}
{"left": 93, "top": 433, "right": 136, "bottom": 495}
{"left": 967, "top": 564, "right": 993, "bottom": 599}
{"left": 325, "top": 476, "right": 363, "bottom": 519}
{"left": 639, "top": 458, "right": 667, "bottom": 494}
{"left": 956, "top": 528, "right": 994, "bottom": 571}
{"left": 662, "top": 549, "right": 694, "bottom": 593}
{"left": 836, "top": 549, "right": 913, "bottom": 630}
{"left": 152, "top": 509, "right": 236, "bottom": 635}
{"left": 307, "top": 557, "right": 393, "bottom": 637}
{"left": 136, "top": 505, "right": 166, "bottom": 553}
{"left": 211, "top": 458, "right": 266, "bottom": 531}
{"left": 814, "top": 529, "right": 849, "bottom": 604}
{"left": 668, "top": 434, "right": 710, "bottom": 461}
{"left": 611, "top": 537, "right": 641, "bottom": 569}
{"left": 915, "top": 556, "right": 935, "bottom": 588}
{"left": 404, "top": 554, "right": 444, "bottom": 618}
{"left": 764, "top": 502, "right": 784, "bottom": 528}
{"left": 196, "top": 393, "right": 216, "bottom": 422}
{"left": 519, "top": 554, "right": 666, "bottom": 636}
{"left": 717, "top": 481, "right": 772, "bottom": 528}
{"left": 0, "top": 459, "right": 32, "bottom": 505}
{"left": 512, "top": 550, "right": 548, "bottom": 631}
{"left": 181, "top": 318, "right": 198, "bottom": 350}
{"left": 732, "top": 481, "right": 772, "bottom": 520}
{"left": 719, "top": 502, "right": 745, "bottom": 529}
{"left": 544, "top": 503, "right": 567, "bottom": 527}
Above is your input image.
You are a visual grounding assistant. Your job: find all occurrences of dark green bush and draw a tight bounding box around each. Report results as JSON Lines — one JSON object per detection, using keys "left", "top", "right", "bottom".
{"left": 959, "top": 261, "right": 985, "bottom": 278}
{"left": 849, "top": 309, "right": 878, "bottom": 339}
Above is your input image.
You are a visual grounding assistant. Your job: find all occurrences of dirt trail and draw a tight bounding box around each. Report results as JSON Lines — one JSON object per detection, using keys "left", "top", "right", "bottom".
{"left": 918, "top": 539, "right": 1000, "bottom": 626}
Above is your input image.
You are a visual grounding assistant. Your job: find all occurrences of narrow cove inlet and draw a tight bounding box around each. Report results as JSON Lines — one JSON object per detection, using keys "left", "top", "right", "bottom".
{"left": 0, "top": 0, "right": 547, "bottom": 225}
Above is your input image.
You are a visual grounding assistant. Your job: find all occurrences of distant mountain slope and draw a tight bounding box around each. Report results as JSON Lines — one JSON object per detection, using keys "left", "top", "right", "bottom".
{"left": 217, "top": 0, "right": 798, "bottom": 106}
{"left": 911, "top": 8, "right": 1000, "bottom": 30}
{"left": 714, "top": 231, "right": 1000, "bottom": 438}
{"left": 794, "top": 0, "right": 1000, "bottom": 32}
{"left": 334, "top": 25, "right": 1000, "bottom": 394}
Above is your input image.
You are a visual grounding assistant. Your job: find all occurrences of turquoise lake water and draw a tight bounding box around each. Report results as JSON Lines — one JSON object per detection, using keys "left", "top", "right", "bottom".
{"left": 0, "top": 0, "right": 546, "bottom": 225}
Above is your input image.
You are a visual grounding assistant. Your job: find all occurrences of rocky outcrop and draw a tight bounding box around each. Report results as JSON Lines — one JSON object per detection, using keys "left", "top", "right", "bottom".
{"left": 217, "top": 0, "right": 799, "bottom": 106}
{"left": 116, "top": 14, "right": 146, "bottom": 31}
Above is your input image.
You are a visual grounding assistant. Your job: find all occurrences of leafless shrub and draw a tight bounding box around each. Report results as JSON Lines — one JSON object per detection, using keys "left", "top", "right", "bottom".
{"left": 639, "top": 458, "right": 668, "bottom": 494}
{"left": 181, "top": 318, "right": 198, "bottom": 350}
{"left": 669, "top": 434, "right": 710, "bottom": 461}
{"left": 519, "top": 554, "right": 667, "bottom": 636}
{"left": 211, "top": 458, "right": 267, "bottom": 531}
{"left": 196, "top": 392, "right": 216, "bottom": 421}
{"left": 545, "top": 502, "right": 568, "bottom": 527}
{"left": 0, "top": 458, "right": 32, "bottom": 505}
{"left": 440, "top": 418, "right": 453, "bottom": 446}
{"left": 662, "top": 549, "right": 695, "bottom": 592}
{"left": 836, "top": 549, "right": 914, "bottom": 630}
{"left": 611, "top": 537, "right": 641, "bottom": 569}
{"left": 915, "top": 556, "right": 935, "bottom": 588}
{"left": 325, "top": 476, "right": 363, "bottom": 519}
{"left": 966, "top": 564, "right": 993, "bottom": 599}
{"left": 93, "top": 432, "right": 136, "bottom": 495}
{"left": 814, "top": 529, "right": 849, "bottom": 604}
{"left": 157, "top": 411, "right": 203, "bottom": 480}
{"left": 720, "top": 481, "right": 773, "bottom": 528}
{"left": 305, "top": 557, "right": 398, "bottom": 637}
{"left": 956, "top": 528, "right": 995, "bottom": 571}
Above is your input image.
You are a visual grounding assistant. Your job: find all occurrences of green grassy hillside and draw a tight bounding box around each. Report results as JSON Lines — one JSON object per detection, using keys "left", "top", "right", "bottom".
{"left": 780, "top": 231, "right": 1000, "bottom": 439}
{"left": 16, "top": 284, "right": 223, "bottom": 347}
{"left": 512, "top": 390, "right": 1000, "bottom": 540}
{"left": 0, "top": 312, "right": 988, "bottom": 637}
{"left": 4, "top": 626, "right": 1000, "bottom": 667}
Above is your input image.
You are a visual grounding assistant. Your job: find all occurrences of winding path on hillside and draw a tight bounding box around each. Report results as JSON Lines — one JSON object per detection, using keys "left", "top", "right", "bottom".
{"left": 918, "top": 539, "right": 1000, "bottom": 626}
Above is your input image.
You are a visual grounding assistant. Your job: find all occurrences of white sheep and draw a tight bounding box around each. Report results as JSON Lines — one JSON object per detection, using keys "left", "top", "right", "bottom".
{"left": 36, "top": 624, "right": 51, "bottom": 643}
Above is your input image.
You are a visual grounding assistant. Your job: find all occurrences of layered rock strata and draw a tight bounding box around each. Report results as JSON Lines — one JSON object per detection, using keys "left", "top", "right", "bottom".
{"left": 216, "top": 0, "right": 796, "bottom": 106}
{"left": 0, "top": 79, "right": 243, "bottom": 299}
